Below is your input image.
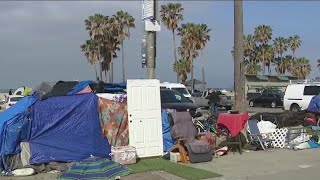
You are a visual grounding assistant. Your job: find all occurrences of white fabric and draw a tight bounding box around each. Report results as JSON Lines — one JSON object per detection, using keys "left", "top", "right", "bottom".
{"left": 12, "top": 168, "right": 35, "bottom": 176}
{"left": 257, "top": 120, "right": 277, "bottom": 134}
{"left": 96, "top": 93, "right": 127, "bottom": 101}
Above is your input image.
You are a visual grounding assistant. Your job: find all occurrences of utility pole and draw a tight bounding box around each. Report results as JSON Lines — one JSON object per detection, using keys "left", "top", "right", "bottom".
{"left": 146, "top": 0, "right": 158, "bottom": 79}
{"left": 234, "top": 0, "right": 246, "bottom": 112}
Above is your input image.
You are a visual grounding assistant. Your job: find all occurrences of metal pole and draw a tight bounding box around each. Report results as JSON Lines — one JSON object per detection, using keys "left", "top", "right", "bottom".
{"left": 234, "top": 0, "right": 245, "bottom": 112}
{"left": 146, "top": 0, "right": 158, "bottom": 79}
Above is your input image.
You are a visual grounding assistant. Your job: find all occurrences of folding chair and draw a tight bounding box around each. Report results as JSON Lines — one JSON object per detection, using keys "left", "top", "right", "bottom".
{"left": 248, "top": 119, "right": 274, "bottom": 150}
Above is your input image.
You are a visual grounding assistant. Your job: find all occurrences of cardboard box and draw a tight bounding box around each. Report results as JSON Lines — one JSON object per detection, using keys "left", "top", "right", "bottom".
{"left": 111, "top": 146, "right": 137, "bottom": 165}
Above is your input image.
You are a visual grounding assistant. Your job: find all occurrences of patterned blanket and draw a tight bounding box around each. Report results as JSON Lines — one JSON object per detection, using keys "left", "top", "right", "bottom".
{"left": 98, "top": 98, "right": 129, "bottom": 147}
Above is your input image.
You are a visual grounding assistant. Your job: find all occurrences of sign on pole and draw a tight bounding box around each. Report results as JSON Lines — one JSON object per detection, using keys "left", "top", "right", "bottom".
{"left": 141, "top": 33, "right": 147, "bottom": 68}
{"left": 142, "top": 0, "right": 154, "bottom": 21}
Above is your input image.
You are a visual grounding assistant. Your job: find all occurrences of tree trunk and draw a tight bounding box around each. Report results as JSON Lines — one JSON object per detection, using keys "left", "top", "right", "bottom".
{"left": 191, "top": 59, "right": 194, "bottom": 93}
{"left": 98, "top": 45, "right": 103, "bottom": 81}
{"left": 234, "top": 0, "right": 245, "bottom": 112}
{"left": 104, "top": 70, "right": 107, "bottom": 82}
{"left": 94, "top": 64, "right": 98, "bottom": 80}
{"left": 201, "top": 60, "right": 205, "bottom": 91}
{"left": 121, "top": 41, "right": 125, "bottom": 82}
{"left": 110, "top": 56, "right": 114, "bottom": 83}
{"left": 172, "top": 29, "right": 179, "bottom": 83}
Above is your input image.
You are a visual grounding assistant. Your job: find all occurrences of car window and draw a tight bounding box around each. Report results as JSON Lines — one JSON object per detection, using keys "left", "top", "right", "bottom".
{"left": 161, "top": 90, "right": 190, "bottom": 103}
{"left": 172, "top": 88, "right": 189, "bottom": 95}
{"left": 303, "top": 86, "right": 320, "bottom": 96}
{"left": 10, "top": 97, "right": 23, "bottom": 102}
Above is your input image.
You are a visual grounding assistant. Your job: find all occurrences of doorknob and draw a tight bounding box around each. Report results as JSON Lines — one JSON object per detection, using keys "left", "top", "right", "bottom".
{"left": 129, "top": 114, "right": 132, "bottom": 117}
{"left": 129, "top": 120, "right": 132, "bottom": 123}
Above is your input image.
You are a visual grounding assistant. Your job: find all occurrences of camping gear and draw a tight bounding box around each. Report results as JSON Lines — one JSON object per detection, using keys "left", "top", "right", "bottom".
{"left": 111, "top": 146, "right": 136, "bottom": 165}
{"left": 40, "top": 81, "right": 78, "bottom": 100}
{"left": 66, "top": 81, "right": 94, "bottom": 95}
{"left": 59, "top": 156, "right": 130, "bottom": 180}
{"left": 169, "top": 111, "right": 212, "bottom": 163}
{"left": 98, "top": 98, "right": 129, "bottom": 147}
{"left": 248, "top": 119, "right": 274, "bottom": 150}
{"left": 307, "top": 95, "right": 320, "bottom": 112}
{"left": 29, "top": 93, "right": 111, "bottom": 164}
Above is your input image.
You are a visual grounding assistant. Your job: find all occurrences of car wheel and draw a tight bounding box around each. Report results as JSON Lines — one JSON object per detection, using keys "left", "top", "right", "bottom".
{"left": 290, "top": 104, "right": 301, "bottom": 112}
{"left": 249, "top": 101, "right": 254, "bottom": 107}
{"left": 271, "top": 102, "right": 277, "bottom": 108}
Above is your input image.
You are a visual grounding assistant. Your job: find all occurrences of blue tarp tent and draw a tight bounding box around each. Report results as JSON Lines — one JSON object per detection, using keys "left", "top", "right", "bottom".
{"left": 307, "top": 95, "right": 320, "bottom": 112}
{"left": 0, "top": 95, "right": 38, "bottom": 171}
{"left": 67, "top": 80, "right": 94, "bottom": 95}
{"left": 161, "top": 110, "right": 174, "bottom": 152}
{"left": 29, "top": 93, "right": 110, "bottom": 164}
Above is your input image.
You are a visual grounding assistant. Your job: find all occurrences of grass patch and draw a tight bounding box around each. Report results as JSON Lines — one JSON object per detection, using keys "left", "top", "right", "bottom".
{"left": 127, "top": 158, "right": 221, "bottom": 180}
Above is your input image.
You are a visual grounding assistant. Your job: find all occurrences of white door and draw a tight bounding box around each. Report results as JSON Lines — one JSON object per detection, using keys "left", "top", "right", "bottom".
{"left": 127, "top": 79, "right": 163, "bottom": 158}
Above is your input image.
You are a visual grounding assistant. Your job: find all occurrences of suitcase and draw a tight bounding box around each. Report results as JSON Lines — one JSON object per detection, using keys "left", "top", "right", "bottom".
{"left": 111, "top": 146, "right": 137, "bottom": 165}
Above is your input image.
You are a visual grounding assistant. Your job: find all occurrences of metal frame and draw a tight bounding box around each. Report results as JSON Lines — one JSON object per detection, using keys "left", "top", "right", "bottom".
{"left": 289, "top": 79, "right": 320, "bottom": 84}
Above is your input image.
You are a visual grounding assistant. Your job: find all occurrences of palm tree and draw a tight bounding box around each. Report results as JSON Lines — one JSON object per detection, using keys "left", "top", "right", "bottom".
{"left": 289, "top": 57, "right": 311, "bottom": 79}
{"left": 80, "top": 40, "right": 99, "bottom": 79}
{"left": 245, "top": 64, "right": 262, "bottom": 75}
{"left": 160, "top": 3, "right": 184, "bottom": 82}
{"left": 254, "top": 25, "right": 272, "bottom": 74}
{"left": 256, "top": 44, "right": 274, "bottom": 75}
{"left": 196, "top": 24, "right": 211, "bottom": 91}
{"left": 85, "top": 14, "right": 105, "bottom": 80}
{"left": 102, "top": 16, "right": 120, "bottom": 83}
{"left": 317, "top": 58, "right": 320, "bottom": 70}
{"left": 243, "top": 34, "right": 256, "bottom": 64}
{"left": 173, "top": 60, "right": 190, "bottom": 83}
{"left": 254, "top": 25, "right": 272, "bottom": 45}
{"left": 273, "top": 37, "right": 288, "bottom": 75}
{"left": 288, "top": 35, "right": 301, "bottom": 58}
{"left": 113, "top": 11, "right": 135, "bottom": 82}
{"left": 178, "top": 23, "right": 210, "bottom": 92}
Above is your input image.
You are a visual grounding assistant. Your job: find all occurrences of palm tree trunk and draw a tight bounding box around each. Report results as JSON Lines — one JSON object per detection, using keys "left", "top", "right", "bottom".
{"left": 98, "top": 45, "right": 103, "bottom": 80}
{"left": 234, "top": 0, "right": 245, "bottom": 112}
{"left": 94, "top": 64, "right": 98, "bottom": 80}
{"left": 104, "top": 70, "right": 107, "bottom": 82}
{"left": 121, "top": 41, "right": 125, "bottom": 82}
{"left": 191, "top": 59, "right": 194, "bottom": 93}
{"left": 111, "top": 57, "right": 114, "bottom": 83}
{"left": 172, "top": 29, "right": 179, "bottom": 83}
{"left": 201, "top": 60, "right": 205, "bottom": 91}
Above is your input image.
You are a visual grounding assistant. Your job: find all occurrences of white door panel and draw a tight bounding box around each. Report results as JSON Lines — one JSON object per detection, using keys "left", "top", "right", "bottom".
{"left": 127, "top": 79, "right": 163, "bottom": 158}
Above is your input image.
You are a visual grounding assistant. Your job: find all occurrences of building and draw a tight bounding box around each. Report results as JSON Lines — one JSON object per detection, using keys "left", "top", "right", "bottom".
{"left": 245, "top": 74, "right": 298, "bottom": 99}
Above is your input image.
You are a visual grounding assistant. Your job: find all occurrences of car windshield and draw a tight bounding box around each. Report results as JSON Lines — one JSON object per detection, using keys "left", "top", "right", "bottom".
{"left": 172, "top": 88, "right": 189, "bottom": 95}
{"left": 161, "top": 90, "right": 190, "bottom": 103}
{"left": 271, "top": 90, "right": 283, "bottom": 96}
{"left": 10, "top": 97, "right": 23, "bottom": 102}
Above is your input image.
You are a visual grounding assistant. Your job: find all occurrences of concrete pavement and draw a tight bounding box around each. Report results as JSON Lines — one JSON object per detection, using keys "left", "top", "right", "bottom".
{"left": 188, "top": 149, "right": 320, "bottom": 180}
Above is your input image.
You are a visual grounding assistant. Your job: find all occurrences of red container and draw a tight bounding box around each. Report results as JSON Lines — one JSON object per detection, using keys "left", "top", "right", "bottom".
{"left": 111, "top": 146, "right": 137, "bottom": 165}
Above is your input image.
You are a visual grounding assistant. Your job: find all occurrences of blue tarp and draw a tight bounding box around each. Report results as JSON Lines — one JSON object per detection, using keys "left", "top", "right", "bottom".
{"left": 307, "top": 95, "right": 320, "bottom": 112}
{"left": 29, "top": 93, "right": 110, "bottom": 164}
{"left": 0, "top": 95, "right": 37, "bottom": 171}
{"left": 161, "top": 110, "right": 174, "bottom": 152}
{"left": 67, "top": 81, "right": 94, "bottom": 95}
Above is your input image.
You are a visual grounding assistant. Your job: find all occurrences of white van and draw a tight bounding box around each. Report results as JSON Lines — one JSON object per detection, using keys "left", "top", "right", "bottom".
{"left": 283, "top": 81, "right": 320, "bottom": 112}
{"left": 160, "top": 82, "right": 191, "bottom": 98}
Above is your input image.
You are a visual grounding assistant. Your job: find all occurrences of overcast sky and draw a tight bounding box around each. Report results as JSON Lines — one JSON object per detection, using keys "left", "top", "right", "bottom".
{"left": 1, "top": 1, "right": 319, "bottom": 89}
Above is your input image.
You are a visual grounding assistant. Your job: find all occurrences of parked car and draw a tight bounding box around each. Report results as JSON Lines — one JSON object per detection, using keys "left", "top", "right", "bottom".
{"left": 160, "top": 89, "right": 201, "bottom": 117}
{"left": 283, "top": 82, "right": 320, "bottom": 112}
{"left": 5, "top": 95, "right": 24, "bottom": 109}
{"left": 249, "top": 89, "right": 283, "bottom": 108}
{"left": 160, "top": 82, "right": 192, "bottom": 98}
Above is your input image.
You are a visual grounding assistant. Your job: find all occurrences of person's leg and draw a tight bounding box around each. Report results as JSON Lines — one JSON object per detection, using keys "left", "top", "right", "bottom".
{"left": 214, "top": 103, "right": 219, "bottom": 115}
{"left": 210, "top": 103, "right": 215, "bottom": 115}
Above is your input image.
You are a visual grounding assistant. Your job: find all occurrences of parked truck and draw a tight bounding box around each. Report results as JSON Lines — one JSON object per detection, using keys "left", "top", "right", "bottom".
{"left": 190, "top": 90, "right": 234, "bottom": 110}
